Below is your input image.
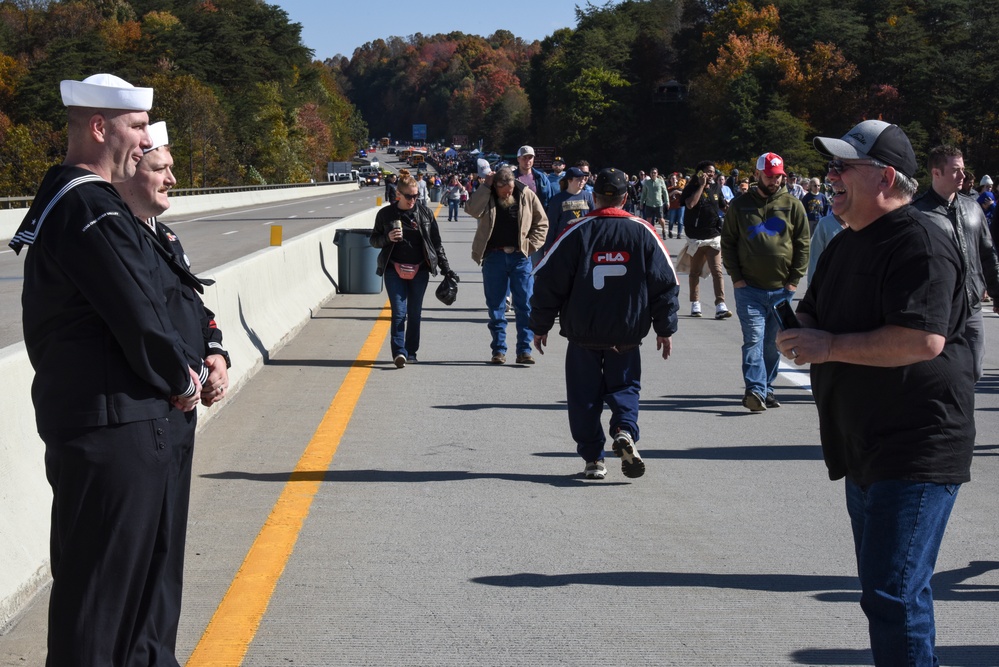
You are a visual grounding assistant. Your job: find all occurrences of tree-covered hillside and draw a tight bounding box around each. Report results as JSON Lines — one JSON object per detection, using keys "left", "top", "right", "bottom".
{"left": 0, "top": 0, "right": 367, "bottom": 195}
{"left": 337, "top": 0, "right": 999, "bottom": 179}
{"left": 4, "top": 0, "right": 999, "bottom": 195}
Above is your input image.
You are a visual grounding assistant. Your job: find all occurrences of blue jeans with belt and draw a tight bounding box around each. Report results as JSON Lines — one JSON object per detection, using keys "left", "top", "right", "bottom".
{"left": 383, "top": 266, "right": 430, "bottom": 359}
{"left": 845, "top": 479, "right": 960, "bottom": 667}
{"left": 481, "top": 250, "right": 533, "bottom": 356}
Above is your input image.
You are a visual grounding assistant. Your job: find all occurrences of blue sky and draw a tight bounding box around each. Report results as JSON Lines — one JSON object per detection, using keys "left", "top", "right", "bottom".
{"left": 271, "top": 1, "right": 619, "bottom": 61}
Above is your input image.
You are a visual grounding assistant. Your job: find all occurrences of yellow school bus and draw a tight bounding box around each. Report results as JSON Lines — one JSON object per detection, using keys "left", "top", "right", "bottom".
{"left": 409, "top": 153, "right": 425, "bottom": 166}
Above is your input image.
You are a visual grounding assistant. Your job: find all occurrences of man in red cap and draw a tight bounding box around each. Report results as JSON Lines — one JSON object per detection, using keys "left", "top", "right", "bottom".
{"left": 721, "top": 152, "right": 809, "bottom": 411}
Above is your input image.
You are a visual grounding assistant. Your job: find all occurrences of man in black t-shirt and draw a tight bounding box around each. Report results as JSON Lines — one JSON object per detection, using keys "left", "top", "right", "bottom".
{"left": 777, "top": 121, "right": 974, "bottom": 667}
{"left": 679, "top": 160, "right": 732, "bottom": 319}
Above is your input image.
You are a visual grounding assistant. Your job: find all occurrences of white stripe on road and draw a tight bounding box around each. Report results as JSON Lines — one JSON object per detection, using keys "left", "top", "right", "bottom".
{"left": 779, "top": 360, "right": 811, "bottom": 392}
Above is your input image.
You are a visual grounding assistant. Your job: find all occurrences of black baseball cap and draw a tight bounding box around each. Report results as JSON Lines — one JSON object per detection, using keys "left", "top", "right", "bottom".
{"left": 594, "top": 168, "right": 628, "bottom": 196}
{"left": 813, "top": 120, "right": 918, "bottom": 178}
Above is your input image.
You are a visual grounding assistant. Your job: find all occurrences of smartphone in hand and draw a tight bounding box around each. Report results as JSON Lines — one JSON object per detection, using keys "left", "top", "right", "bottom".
{"left": 773, "top": 298, "right": 800, "bottom": 330}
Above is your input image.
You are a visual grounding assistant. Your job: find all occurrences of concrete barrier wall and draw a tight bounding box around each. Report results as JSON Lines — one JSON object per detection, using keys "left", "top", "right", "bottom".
{"left": 0, "top": 181, "right": 359, "bottom": 243}
{"left": 0, "top": 204, "right": 380, "bottom": 631}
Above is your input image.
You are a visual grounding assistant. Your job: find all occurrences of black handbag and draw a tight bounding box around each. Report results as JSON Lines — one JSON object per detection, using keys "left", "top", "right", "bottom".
{"left": 435, "top": 271, "right": 459, "bottom": 305}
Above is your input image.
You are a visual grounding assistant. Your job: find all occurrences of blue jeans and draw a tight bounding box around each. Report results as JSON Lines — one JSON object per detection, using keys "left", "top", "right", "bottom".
{"left": 668, "top": 206, "right": 684, "bottom": 235}
{"left": 447, "top": 199, "right": 459, "bottom": 220}
{"left": 565, "top": 342, "right": 641, "bottom": 463}
{"left": 733, "top": 284, "right": 792, "bottom": 397}
{"left": 845, "top": 479, "right": 960, "bottom": 667}
{"left": 383, "top": 266, "right": 430, "bottom": 359}
{"left": 481, "top": 250, "right": 534, "bottom": 356}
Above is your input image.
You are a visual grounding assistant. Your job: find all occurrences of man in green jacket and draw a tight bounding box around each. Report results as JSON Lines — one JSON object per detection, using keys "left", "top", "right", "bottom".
{"left": 721, "top": 152, "right": 810, "bottom": 411}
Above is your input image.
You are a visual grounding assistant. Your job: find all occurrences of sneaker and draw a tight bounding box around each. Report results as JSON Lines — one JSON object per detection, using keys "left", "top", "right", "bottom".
{"left": 691, "top": 301, "right": 702, "bottom": 317}
{"left": 715, "top": 302, "right": 733, "bottom": 319}
{"left": 612, "top": 430, "right": 645, "bottom": 479}
{"left": 765, "top": 393, "right": 781, "bottom": 408}
{"left": 742, "top": 390, "right": 767, "bottom": 412}
{"left": 393, "top": 354, "right": 406, "bottom": 368}
{"left": 490, "top": 353, "right": 506, "bottom": 364}
{"left": 515, "top": 353, "right": 535, "bottom": 364}
{"left": 407, "top": 355, "right": 418, "bottom": 363}
{"left": 584, "top": 460, "right": 607, "bottom": 480}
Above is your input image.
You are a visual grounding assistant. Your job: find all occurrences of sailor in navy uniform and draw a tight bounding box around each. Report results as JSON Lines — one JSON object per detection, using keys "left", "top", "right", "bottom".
{"left": 9, "top": 76, "right": 220, "bottom": 667}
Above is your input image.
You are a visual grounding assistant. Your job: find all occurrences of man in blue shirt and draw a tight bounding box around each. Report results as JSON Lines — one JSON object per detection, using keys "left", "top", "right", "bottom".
{"left": 800, "top": 177, "right": 830, "bottom": 235}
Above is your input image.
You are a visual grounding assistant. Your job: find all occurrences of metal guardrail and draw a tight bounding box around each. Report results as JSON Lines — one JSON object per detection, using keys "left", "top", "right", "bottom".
{"left": 0, "top": 180, "right": 345, "bottom": 210}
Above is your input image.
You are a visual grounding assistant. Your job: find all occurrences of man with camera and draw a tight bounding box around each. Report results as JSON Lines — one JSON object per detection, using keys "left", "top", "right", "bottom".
{"left": 680, "top": 161, "right": 733, "bottom": 319}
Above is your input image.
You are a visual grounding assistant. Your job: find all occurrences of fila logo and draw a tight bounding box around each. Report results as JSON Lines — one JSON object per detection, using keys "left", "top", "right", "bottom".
{"left": 593, "top": 251, "right": 630, "bottom": 263}
{"left": 593, "top": 265, "right": 627, "bottom": 289}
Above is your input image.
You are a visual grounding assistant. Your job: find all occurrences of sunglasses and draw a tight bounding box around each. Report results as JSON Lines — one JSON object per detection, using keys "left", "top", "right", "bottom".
{"left": 826, "top": 159, "right": 881, "bottom": 175}
{"left": 399, "top": 192, "right": 418, "bottom": 201}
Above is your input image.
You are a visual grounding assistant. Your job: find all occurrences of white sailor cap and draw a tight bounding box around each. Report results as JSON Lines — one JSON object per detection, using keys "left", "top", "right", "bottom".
{"left": 144, "top": 121, "right": 169, "bottom": 154}
{"left": 60, "top": 73, "right": 153, "bottom": 111}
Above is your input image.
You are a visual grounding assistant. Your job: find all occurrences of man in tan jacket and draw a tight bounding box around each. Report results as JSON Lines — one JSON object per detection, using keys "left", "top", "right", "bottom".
{"left": 466, "top": 165, "right": 548, "bottom": 364}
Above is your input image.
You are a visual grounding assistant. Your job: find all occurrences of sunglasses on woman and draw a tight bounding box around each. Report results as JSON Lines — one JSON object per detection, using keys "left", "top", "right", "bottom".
{"left": 399, "top": 192, "right": 418, "bottom": 201}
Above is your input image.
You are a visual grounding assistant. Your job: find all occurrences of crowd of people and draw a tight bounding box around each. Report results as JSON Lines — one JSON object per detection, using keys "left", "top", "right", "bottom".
{"left": 376, "top": 127, "right": 996, "bottom": 667}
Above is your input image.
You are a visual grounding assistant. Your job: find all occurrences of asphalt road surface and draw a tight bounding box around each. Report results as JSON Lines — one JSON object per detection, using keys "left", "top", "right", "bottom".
{"left": 0, "top": 183, "right": 384, "bottom": 349}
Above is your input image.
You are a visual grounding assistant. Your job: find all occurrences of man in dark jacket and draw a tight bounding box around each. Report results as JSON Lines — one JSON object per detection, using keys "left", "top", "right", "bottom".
{"left": 913, "top": 144, "right": 999, "bottom": 381}
{"left": 9, "top": 74, "right": 209, "bottom": 666}
{"left": 531, "top": 168, "right": 679, "bottom": 480}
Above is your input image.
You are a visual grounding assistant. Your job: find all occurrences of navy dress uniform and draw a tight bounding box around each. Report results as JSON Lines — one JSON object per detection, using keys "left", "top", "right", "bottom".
{"left": 9, "top": 74, "right": 223, "bottom": 667}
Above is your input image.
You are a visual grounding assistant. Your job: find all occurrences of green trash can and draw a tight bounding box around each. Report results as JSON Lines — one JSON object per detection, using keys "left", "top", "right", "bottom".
{"left": 333, "top": 228, "right": 383, "bottom": 294}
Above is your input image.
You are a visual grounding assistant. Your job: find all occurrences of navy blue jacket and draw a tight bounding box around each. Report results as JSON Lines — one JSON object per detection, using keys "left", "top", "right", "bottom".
{"left": 531, "top": 208, "right": 679, "bottom": 347}
{"left": 13, "top": 166, "right": 208, "bottom": 429}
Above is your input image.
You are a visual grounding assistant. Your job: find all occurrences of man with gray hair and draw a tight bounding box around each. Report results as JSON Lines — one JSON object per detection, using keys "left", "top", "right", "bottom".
{"left": 777, "top": 120, "right": 974, "bottom": 666}
{"left": 10, "top": 75, "right": 210, "bottom": 665}
{"left": 467, "top": 165, "right": 548, "bottom": 364}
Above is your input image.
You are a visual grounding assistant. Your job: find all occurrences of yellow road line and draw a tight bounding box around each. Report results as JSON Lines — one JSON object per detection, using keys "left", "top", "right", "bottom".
{"left": 186, "top": 302, "right": 392, "bottom": 666}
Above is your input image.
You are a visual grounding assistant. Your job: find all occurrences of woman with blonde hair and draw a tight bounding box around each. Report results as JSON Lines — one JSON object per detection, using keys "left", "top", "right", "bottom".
{"left": 370, "top": 169, "right": 456, "bottom": 367}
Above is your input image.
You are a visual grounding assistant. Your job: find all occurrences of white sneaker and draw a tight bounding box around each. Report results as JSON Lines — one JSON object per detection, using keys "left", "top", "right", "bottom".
{"left": 612, "top": 430, "right": 645, "bottom": 478}
{"left": 715, "top": 302, "right": 732, "bottom": 319}
{"left": 691, "top": 301, "right": 702, "bottom": 317}
{"left": 583, "top": 460, "right": 607, "bottom": 479}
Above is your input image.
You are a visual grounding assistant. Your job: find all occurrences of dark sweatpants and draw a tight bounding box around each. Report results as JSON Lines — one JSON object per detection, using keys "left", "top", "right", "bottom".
{"left": 565, "top": 341, "right": 642, "bottom": 463}
{"left": 42, "top": 410, "right": 196, "bottom": 667}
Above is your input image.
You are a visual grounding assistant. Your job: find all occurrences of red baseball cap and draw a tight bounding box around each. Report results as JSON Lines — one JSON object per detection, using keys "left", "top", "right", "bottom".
{"left": 756, "top": 152, "right": 787, "bottom": 177}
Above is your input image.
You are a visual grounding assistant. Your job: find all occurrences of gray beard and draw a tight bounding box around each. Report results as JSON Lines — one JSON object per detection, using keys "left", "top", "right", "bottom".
{"left": 496, "top": 194, "right": 516, "bottom": 209}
